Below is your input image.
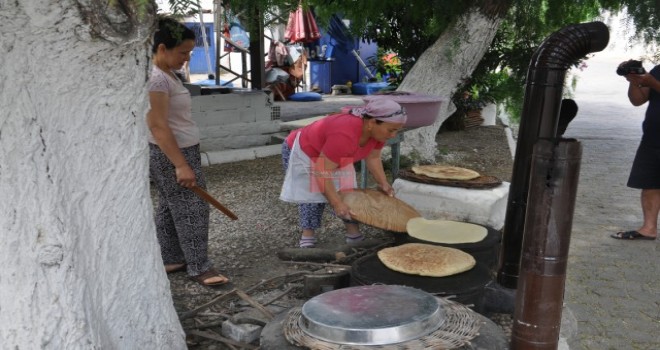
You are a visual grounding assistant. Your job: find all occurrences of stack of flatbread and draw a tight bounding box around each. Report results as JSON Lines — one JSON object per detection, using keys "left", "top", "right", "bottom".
{"left": 339, "top": 189, "right": 421, "bottom": 232}
{"left": 406, "top": 218, "right": 487, "bottom": 244}
{"left": 377, "top": 243, "right": 476, "bottom": 277}
{"left": 411, "top": 165, "right": 480, "bottom": 180}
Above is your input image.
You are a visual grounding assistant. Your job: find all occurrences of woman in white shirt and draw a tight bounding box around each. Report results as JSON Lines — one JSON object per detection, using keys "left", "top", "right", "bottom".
{"left": 147, "top": 18, "right": 228, "bottom": 287}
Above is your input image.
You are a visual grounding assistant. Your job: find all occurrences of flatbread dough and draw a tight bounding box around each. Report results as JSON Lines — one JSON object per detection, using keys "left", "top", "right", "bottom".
{"left": 407, "top": 218, "right": 487, "bottom": 244}
{"left": 339, "top": 189, "right": 421, "bottom": 232}
{"left": 377, "top": 243, "right": 476, "bottom": 277}
{"left": 411, "top": 165, "right": 480, "bottom": 180}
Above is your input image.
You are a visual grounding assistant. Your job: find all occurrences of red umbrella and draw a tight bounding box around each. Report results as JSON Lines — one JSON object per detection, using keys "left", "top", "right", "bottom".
{"left": 284, "top": 5, "right": 321, "bottom": 44}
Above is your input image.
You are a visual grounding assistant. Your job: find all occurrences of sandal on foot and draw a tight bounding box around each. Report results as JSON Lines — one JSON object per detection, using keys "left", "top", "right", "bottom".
{"left": 165, "top": 263, "right": 187, "bottom": 274}
{"left": 610, "top": 230, "right": 656, "bottom": 240}
{"left": 190, "top": 268, "right": 229, "bottom": 287}
{"left": 345, "top": 233, "right": 364, "bottom": 245}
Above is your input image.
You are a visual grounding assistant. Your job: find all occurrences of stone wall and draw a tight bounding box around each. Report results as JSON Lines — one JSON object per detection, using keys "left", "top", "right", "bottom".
{"left": 191, "top": 91, "right": 280, "bottom": 152}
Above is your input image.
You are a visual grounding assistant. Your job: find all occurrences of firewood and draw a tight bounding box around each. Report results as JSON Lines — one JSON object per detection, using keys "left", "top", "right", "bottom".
{"left": 188, "top": 330, "right": 257, "bottom": 350}
{"left": 277, "top": 247, "right": 347, "bottom": 262}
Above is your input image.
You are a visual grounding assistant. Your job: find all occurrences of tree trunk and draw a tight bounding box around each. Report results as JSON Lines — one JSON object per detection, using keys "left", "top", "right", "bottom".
{"left": 397, "top": 7, "right": 506, "bottom": 161}
{"left": 0, "top": 1, "right": 186, "bottom": 348}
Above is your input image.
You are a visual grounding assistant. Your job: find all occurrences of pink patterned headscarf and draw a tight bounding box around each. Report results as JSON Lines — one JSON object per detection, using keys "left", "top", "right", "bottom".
{"left": 349, "top": 99, "right": 407, "bottom": 124}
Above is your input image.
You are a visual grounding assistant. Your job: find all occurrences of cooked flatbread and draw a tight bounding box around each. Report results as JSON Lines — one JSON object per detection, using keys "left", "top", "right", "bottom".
{"left": 411, "top": 165, "right": 480, "bottom": 180}
{"left": 339, "top": 189, "right": 421, "bottom": 232}
{"left": 407, "top": 218, "right": 487, "bottom": 244}
{"left": 377, "top": 243, "right": 476, "bottom": 277}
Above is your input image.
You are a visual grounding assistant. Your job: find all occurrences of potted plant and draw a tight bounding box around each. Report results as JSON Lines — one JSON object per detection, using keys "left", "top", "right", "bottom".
{"left": 368, "top": 48, "right": 403, "bottom": 87}
{"left": 449, "top": 82, "right": 494, "bottom": 128}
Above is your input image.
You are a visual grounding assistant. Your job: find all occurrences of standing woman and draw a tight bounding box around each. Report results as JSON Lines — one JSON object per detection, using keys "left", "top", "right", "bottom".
{"left": 147, "top": 18, "right": 228, "bottom": 286}
{"left": 280, "top": 99, "right": 407, "bottom": 248}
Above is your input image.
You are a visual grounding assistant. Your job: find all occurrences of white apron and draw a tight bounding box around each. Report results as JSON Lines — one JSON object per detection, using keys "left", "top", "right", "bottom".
{"left": 280, "top": 132, "right": 357, "bottom": 203}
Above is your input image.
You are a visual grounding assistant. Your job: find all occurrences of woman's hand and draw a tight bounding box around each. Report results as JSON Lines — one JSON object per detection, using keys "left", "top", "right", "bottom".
{"left": 331, "top": 200, "right": 353, "bottom": 220}
{"left": 625, "top": 72, "right": 647, "bottom": 85}
{"left": 632, "top": 73, "right": 658, "bottom": 89}
{"left": 378, "top": 183, "right": 395, "bottom": 197}
{"left": 175, "top": 164, "right": 197, "bottom": 188}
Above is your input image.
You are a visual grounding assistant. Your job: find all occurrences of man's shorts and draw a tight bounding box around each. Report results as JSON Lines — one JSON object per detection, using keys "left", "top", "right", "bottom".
{"left": 627, "top": 142, "right": 660, "bottom": 189}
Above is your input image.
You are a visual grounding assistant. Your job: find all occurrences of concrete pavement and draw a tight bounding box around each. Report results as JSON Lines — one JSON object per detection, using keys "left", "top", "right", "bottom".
{"left": 560, "top": 56, "right": 660, "bottom": 348}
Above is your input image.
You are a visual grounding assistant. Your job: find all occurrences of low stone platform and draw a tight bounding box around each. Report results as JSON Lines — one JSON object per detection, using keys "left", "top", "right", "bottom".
{"left": 393, "top": 178, "right": 510, "bottom": 230}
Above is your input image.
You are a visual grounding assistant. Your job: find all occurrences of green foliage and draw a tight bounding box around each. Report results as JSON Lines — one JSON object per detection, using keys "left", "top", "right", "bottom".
{"left": 312, "top": 0, "right": 479, "bottom": 74}
{"left": 463, "top": 0, "right": 660, "bottom": 124}
{"left": 610, "top": 0, "right": 660, "bottom": 45}
{"left": 368, "top": 48, "right": 404, "bottom": 85}
{"left": 108, "top": 0, "right": 154, "bottom": 19}
{"left": 453, "top": 88, "right": 492, "bottom": 112}
{"left": 167, "top": 0, "right": 201, "bottom": 17}
{"left": 167, "top": 0, "right": 660, "bottom": 124}
{"left": 216, "top": 0, "right": 481, "bottom": 74}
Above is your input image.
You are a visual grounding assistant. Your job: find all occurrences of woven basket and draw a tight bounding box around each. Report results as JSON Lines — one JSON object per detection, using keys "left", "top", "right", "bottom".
{"left": 283, "top": 297, "right": 482, "bottom": 349}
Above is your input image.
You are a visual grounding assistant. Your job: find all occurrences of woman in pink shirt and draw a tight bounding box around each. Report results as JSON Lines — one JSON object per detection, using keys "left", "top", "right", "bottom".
{"left": 280, "top": 99, "right": 407, "bottom": 247}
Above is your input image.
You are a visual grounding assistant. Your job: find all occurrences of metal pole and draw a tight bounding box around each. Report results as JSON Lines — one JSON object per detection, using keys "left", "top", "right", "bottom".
{"left": 196, "top": 0, "right": 213, "bottom": 78}
{"left": 497, "top": 22, "right": 609, "bottom": 288}
{"left": 511, "top": 138, "right": 582, "bottom": 349}
{"left": 214, "top": 0, "right": 221, "bottom": 85}
{"left": 497, "top": 68, "right": 565, "bottom": 288}
{"left": 248, "top": 5, "right": 264, "bottom": 89}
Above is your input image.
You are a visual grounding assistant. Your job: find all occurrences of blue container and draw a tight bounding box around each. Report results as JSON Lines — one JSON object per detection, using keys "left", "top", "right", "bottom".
{"left": 352, "top": 82, "right": 389, "bottom": 95}
{"left": 192, "top": 79, "right": 234, "bottom": 87}
{"left": 310, "top": 61, "right": 332, "bottom": 94}
{"left": 184, "top": 22, "right": 216, "bottom": 74}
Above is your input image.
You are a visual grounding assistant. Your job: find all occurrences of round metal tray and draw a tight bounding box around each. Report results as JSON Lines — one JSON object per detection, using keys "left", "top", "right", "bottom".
{"left": 300, "top": 285, "right": 445, "bottom": 345}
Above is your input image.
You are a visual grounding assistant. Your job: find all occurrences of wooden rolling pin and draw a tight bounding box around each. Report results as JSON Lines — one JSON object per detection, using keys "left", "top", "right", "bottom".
{"left": 191, "top": 186, "right": 238, "bottom": 220}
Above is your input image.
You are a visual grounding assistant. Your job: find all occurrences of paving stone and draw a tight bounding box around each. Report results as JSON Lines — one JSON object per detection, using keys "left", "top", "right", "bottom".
{"left": 221, "top": 319, "right": 262, "bottom": 344}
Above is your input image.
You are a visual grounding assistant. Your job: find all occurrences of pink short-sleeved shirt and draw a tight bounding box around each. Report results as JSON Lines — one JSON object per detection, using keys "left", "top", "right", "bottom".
{"left": 147, "top": 66, "right": 200, "bottom": 148}
{"left": 285, "top": 114, "right": 385, "bottom": 165}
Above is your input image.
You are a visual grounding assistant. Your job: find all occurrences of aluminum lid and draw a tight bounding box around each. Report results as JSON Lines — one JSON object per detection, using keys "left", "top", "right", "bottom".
{"left": 300, "top": 285, "right": 445, "bottom": 345}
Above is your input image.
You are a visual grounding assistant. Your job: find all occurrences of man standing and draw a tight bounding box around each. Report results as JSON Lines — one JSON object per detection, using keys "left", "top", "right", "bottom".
{"left": 611, "top": 60, "right": 660, "bottom": 240}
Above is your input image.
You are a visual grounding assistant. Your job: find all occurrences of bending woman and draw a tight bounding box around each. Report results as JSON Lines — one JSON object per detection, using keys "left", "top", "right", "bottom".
{"left": 280, "top": 99, "right": 407, "bottom": 248}
{"left": 147, "top": 18, "right": 228, "bottom": 287}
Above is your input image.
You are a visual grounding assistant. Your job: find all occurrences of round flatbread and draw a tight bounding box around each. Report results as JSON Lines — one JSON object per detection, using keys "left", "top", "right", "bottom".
{"left": 377, "top": 243, "right": 476, "bottom": 277}
{"left": 411, "top": 165, "right": 480, "bottom": 180}
{"left": 339, "top": 189, "right": 421, "bottom": 232}
{"left": 406, "top": 218, "right": 487, "bottom": 244}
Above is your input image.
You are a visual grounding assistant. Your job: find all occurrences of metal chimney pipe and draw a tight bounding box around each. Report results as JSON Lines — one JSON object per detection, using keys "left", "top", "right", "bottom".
{"left": 497, "top": 22, "right": 609, "bottom": 288}
{"left": 511, "top": 138, "right": 582, "bottom": 349}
